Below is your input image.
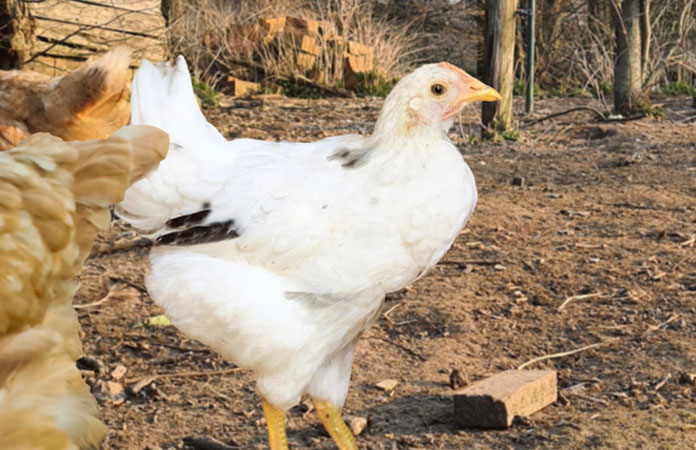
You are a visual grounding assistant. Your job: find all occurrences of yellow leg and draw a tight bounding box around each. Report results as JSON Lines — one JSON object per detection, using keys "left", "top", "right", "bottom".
{"left": 312, "top": 398, "right": 358, "bottom": 450}
{"left": 262, "top": 398, "right": 289, "bottom": 450}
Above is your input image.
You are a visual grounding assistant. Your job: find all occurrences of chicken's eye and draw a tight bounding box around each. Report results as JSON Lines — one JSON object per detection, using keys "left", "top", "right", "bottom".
{"left": 431, "top": 83, "right": 447, "bottom": 96}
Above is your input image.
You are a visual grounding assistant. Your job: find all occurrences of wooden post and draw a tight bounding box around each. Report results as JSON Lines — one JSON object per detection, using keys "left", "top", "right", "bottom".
{"left": 525, "top": 0, "right": 535, "bottom": 114}
{"left": 482, "top": 0, "right": 517, "bottom": 134}
{"left": 0, "top": 0, "right": 34, "bottom": 70}
{"left": 161, "top": 0, "right": 186, "bottom": 26}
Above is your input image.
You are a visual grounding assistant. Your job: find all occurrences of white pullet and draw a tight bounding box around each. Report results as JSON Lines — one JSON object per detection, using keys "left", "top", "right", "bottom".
{"left": 117, "top": 56, "right": 500, "bottom": 436}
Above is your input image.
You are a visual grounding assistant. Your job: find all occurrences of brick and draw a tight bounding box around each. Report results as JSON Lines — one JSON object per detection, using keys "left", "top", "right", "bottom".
{"left": 226, "top": 77, "right": 261, "bottom": 97}
{"left": 453, "top": 370, "right": 557, "bottom": 428}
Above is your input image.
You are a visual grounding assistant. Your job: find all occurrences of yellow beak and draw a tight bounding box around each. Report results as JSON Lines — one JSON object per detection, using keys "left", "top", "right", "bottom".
{"left": 460, "top": 83, "right": 503, "bottom": 103}
{"left": 439, "top": 62, "right": 502, "bottom": 120}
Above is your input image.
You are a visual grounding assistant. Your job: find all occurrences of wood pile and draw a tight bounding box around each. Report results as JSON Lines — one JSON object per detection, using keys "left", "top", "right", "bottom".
{"left": 223, "top": 16, "right": 376, "bottom": 95}
{"left": 1, "top": 0, "right": 166, "bottom": 75}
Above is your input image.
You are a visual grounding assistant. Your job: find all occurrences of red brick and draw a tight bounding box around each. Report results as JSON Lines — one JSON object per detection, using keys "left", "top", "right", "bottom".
{"left": 453, "top": 370, "right": 557, "bottom": 428}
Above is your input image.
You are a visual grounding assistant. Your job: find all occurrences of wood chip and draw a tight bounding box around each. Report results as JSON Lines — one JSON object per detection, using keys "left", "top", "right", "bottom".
{"left": 375, "top": 379, "right": 398, "bottom": 392}
{"left": 347, "top": 415, "right": 368, "bottom": 436}
{"left": 453, "top": 370, "right": 557, "bottom": 428}
{"left": 130, "top": 377, "right": 155, "bottom": 395}
{"left": 111, "top": 365, "right": 127, "bottom": 380}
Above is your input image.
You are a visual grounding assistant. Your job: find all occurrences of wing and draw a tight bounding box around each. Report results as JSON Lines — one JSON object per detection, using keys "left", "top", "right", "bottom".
{"left": 120, "top": 131, "right": 406, "bottom": 294}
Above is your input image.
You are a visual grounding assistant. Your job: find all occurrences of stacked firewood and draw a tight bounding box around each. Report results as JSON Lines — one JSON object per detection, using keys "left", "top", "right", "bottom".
{"left": 222, "top": 16, "right": 376, "bottom": 96}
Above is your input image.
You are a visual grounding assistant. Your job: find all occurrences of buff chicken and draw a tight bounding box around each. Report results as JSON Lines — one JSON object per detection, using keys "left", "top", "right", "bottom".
{"left": 117, "top": 56, "right": 500, "bottom": 449}
{"left": 0, "top": 48, "right": 131, "bottom": 150}
{"left": 0, "top": 126, "right": 169, "bottom": 449}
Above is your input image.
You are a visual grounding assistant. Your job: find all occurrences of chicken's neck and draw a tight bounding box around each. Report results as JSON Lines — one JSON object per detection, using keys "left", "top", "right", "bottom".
{"left": 370, "top": 93, "right": 453, "bottom": 150}
{"left": 364, "top": 103, "right": 454, "bottom": 171}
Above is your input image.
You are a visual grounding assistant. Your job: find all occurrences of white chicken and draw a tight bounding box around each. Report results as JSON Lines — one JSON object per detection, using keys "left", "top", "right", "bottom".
{"left": 117, "top": 57, "right": 500, "bottom": 449}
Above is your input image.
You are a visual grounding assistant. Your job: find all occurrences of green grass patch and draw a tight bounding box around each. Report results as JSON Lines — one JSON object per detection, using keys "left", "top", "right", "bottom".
{"left": 355, "top": 72, "right": 398, "bottom": 98}
{"left": 658, "top": 81, "right": 696, "bottom": 96}
{"left": 275, "top": 78, "right": 325, "bottom": 99}
{"left": 513, "top": 79, "right": 541, "bottom": 97}
{"left": 191, "top": 77, "right": 220, "bottom": 107}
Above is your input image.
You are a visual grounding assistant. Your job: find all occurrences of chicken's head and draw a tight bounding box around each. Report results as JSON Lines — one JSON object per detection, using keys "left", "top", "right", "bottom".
{"left": 375, "top": 62, "right": 501, "bottom": 138}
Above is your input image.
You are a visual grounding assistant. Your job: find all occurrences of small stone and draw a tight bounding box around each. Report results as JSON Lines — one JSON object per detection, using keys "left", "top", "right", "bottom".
{"left": 105, "top": 381, "right": 124, "bottom": 397}
{"left": 347, "top": 415, "right": 368, "bottom": 436}
{"left": 77, "top": 355, "right": 105, "bottom": 375}
{"left": 111, "top": 365, "right": 127, "bottom": 380}
{"left": 511, "top": 176, "right": 525, "bottom": 187}
{"left": 449, "top": 369, "right": 467, "bottom": 390}
{"left": 494, "top": 264, "right": 506, "bottom": 271}
{"left": 375, "top": 379, "right": 398, "bottom": 392}
{"left": 679, "top": 373, "right": 695, "bottom": 385}
{"left": 453, "top": 370, "right": 557, "bottom": 428}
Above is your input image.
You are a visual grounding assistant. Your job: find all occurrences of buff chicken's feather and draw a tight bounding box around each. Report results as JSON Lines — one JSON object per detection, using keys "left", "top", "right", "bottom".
{"left": 0, "top": 48, "right": 132, "bottom": 150}
{"left": 0, "top": 125, "right": 169, "bottom": 450}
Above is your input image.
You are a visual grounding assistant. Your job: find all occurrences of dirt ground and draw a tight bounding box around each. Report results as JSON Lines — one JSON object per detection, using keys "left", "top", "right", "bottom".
{"left": 76, "top": 95, "right": 696, "bottom": 449}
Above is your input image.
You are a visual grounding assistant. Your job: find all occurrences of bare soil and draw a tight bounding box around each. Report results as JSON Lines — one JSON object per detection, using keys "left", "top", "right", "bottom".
{"left": 77, "top": 96, "right": 696, "bottom": 450}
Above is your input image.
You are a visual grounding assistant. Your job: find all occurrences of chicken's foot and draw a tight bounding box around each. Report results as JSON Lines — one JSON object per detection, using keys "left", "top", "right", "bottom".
{"left": 312, "top": 398, "right": 358, "bottom": 450}
{"left": 262, "top": 398, "right": 289, "bottom": 450}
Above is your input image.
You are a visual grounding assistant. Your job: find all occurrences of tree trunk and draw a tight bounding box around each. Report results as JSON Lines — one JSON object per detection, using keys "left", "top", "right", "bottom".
{"left": 612, "top": 0, "right": 645, "bottom": 114}
{"left": 482, "top": 0, "right": 517, "bottom": 133}
{"left": 0, "top": 0, "right": 34, "bottom": 70}
{"left": 639, "top": 0, "right": 650, "bottom": 84}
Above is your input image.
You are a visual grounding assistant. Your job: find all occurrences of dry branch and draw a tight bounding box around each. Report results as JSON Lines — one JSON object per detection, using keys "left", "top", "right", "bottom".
{"left": 516, "top": 341, "right": 615, "bottom": 370}
{"left": 558, "top": 292, "right": 603, "bottom": 312}
{"left": 522, "top": 106, "right": 606, "bottom": 127}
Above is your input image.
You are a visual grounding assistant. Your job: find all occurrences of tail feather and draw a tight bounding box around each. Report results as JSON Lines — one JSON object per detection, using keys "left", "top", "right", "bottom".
{"left": 44, "top": 48, "right": 132, "bottom": 141}
{"left": 69, "top": 125, "right": 169, "bottom": 260}
{"left": 131, "top": 56, "right": 225, "bottom": 147}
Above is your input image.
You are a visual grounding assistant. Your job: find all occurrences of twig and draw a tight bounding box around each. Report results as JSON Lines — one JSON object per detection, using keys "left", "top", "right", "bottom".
{"left": 127, "top": 367, "right": 241, "bottom": 384}
{"left": 522, "top": 106, "right": 606, "bottom": 127}
{"left": 600, "top": 201, "right": 685, "bottom": 213}
{"left": 109, "top": 276, "right": 147, "bottom": 293}
{"left": 653, "top": 374, "right": 671, "bottom": 392}
{"left": 370, "top": 336, "right": 427, "bottom": 361}
{"left": 183, "top": 436, "right": 240, "bottom": 450}
{"left": 517, "top": 341, "right": 613, "bottom": 370}
{"left": 382, "top": 302, "right": 403, "bottom": 322}
{"left": 679, "top": 237, "right": 695, "bottom": 247}
{"left": 644, "top": 314, "right": 680, "bottom": 334}
{"left": 558, "top": 292, "right": 603, "bottom": 311}
{"left": 74, "top": 284, "right": 136, "bottom": 309}
{"left": 89, "top": 237, "right": 152, "bottom": 257}
{"left": 439, "top": 259, "right": 501, "bottom": 266}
